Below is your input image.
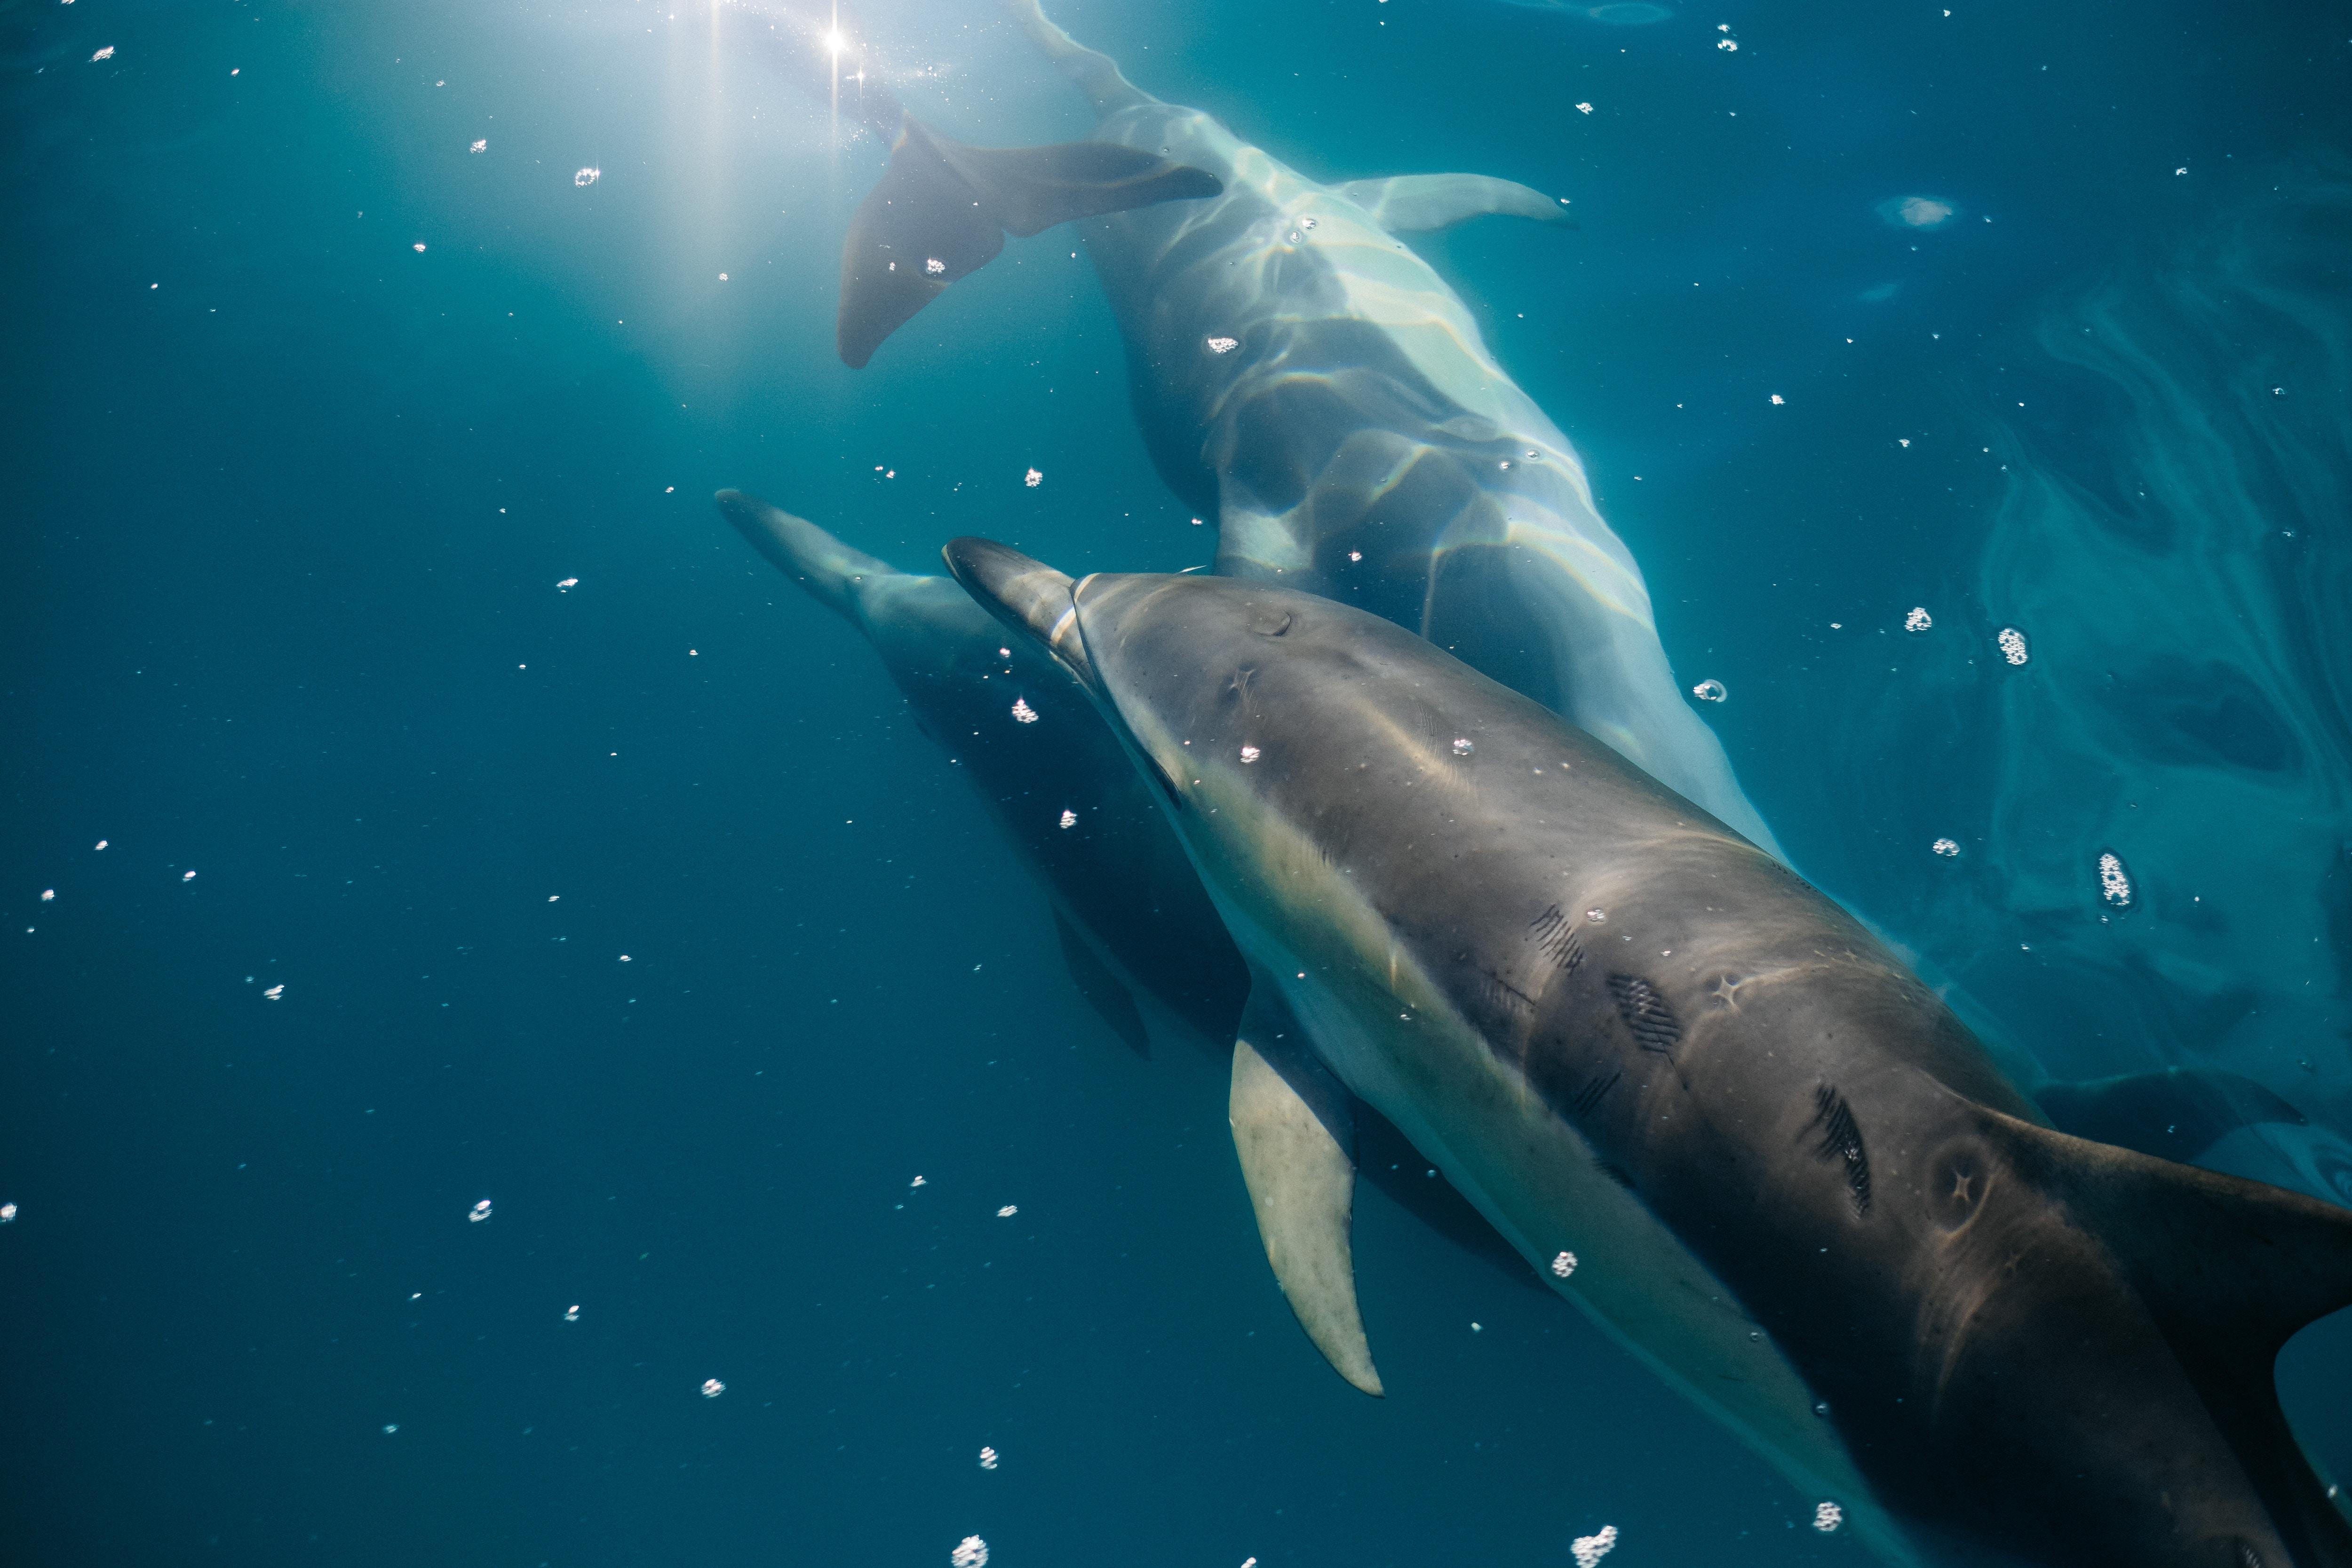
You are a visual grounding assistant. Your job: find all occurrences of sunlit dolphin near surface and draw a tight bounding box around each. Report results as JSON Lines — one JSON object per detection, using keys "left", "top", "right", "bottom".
{"left": 838, "top": 0, "right": 1782, "bottom": 857}
{"left": 946, "top": 536, "right": 2352, "bottom": 1568}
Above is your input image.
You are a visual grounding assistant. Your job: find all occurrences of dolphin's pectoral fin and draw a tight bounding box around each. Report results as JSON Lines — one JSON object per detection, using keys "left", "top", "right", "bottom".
{"left": 838, "top": 117, "right": 1219, "bottom": 367}
{"left": 2034, "top": 1066, "right": 2308, "bottom": 1164}
{"left": 1335, "top": 173, "right": 1567, "bottom": 232}
{"left": 1051, "top": 910, "right": 1151, "bottom": 1059}
{"left": 1228, "top": 987, "right": 1383, "bottom": 1396}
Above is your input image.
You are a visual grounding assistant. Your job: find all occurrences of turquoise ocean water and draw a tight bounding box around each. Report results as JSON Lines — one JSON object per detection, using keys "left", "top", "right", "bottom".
{"left": 5, "top": 0, "right": 2351, "bottom": 1564}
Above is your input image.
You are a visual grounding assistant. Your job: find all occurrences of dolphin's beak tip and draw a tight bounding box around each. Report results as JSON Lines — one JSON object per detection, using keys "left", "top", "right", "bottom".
{"left": 941, "top": 537, "right": 1061, "bottom": 600}
{"left": 942, "top": 539, "right": 1089, "bottom": 685}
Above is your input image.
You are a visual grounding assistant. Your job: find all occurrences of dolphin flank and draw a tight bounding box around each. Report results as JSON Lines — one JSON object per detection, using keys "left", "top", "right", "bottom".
{"left": 715, "top": 489, "right": 1549, "bottom": 1294}
{"left": 944, "top": 535, "right": 2352, "bottom": 1568}
{"left": 838, "top": 0, "right": 1780, "bottom": 858}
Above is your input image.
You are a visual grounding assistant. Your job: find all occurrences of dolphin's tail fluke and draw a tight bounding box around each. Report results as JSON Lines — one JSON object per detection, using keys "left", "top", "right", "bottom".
{"left": 837, "top": 116, "right": 1217, "bottom": 367}
{"left": 998, "top": 0, "right": 1157, "bottom": 119}
{"left": 715, "top": 489, "right": 901, "bottom": 624}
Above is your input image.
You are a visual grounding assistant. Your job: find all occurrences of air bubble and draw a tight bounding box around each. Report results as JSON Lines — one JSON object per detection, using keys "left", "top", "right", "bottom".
{"left": 1451, "top": 738, "right": 1475, "bottom": 757}
{"left": 2096, "top": 849, "right": 2134, "bottom": 913}
{"left": 1571, "top": 1525, "right": 1618, "bottom": 1568}
{"left": 1691, "top": 679, "right": 1727, "bottom": 703}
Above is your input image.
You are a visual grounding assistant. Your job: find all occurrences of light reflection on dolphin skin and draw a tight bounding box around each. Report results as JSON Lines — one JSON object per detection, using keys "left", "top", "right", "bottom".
{"left": 977, "top": 1, "right": 1785, "bottom": 859}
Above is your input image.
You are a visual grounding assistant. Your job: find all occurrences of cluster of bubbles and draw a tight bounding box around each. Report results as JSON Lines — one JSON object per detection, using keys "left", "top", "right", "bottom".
{"left": 1814, "top": 1501, "right": 1845, "bottom": 1533}
{"left": 2096, "top": 850, "right": 2135, "bottom": 913}
{"left": 1570, "top": 1523, "right": 1619, "bottom": 1568}
{"left": 950, "top": 1537, "right": 989, "bottom": 1568}
{"left": 1550, "top": 1250, "right": 1578, "bottom": 1278}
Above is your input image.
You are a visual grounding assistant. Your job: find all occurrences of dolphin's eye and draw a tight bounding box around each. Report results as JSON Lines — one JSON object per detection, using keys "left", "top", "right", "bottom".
{"left": 1251, "top": 610, "right": 1294, "bottom": 637}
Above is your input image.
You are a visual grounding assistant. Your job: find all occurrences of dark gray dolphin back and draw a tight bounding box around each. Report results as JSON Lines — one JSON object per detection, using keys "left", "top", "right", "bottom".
{"left": 723, "top": 500, "right": 1541, "bottom": 1287}
{"left": 960, "top": 551, "right": 2352, "bottom": 1568}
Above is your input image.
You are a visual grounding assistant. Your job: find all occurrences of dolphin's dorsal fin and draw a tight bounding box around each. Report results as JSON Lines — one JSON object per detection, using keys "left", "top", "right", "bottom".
{"left": 838, "top": 118, "right": 1219, "bottom": 367}
{"left": 1228, "top": 985, "right": 1383, "bottom": 1396}
{"left": 1986, "top": 1108, "right": 2352, "bottom": 1354}
{"left": 1986, "top": 1111, "right": 2352, "bottom": 1563}
{"left": 1051, "top": 910, "right": 1151, "bottom": 1058}
{"left": 1335, "top": 174, "right": 1567, "bottom": 233}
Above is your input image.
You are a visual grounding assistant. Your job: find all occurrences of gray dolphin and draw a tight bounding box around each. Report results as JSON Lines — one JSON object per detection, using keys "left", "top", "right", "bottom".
{"left": 944, "top": 535, "right": 2352, "bottom": 1568}
{"left": 836, "top": 0, "right": 1778, "bottom": 857}
{"left": 715, "top": 488, "right": 1243, "bottom": 1052}
{"left": 715, "top": 489, "right": 1544, "bottom": 1291}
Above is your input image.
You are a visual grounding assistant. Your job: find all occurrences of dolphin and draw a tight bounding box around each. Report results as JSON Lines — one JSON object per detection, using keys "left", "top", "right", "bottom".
{"left": 944, "top": 535, "right": 2352, "bottom": 1568}
{"left": 834, "top": 0, "right": 1779, "bottom": 857}
{"left": 714, "top": 488, "right": 1543, "bottom": 1291}
{"left": 716, "top": 487, "right": 1243, "bottom": 1053}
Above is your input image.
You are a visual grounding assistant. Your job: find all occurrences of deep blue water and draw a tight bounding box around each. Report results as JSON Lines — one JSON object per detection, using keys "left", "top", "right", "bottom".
{"left": 5, "top": 1, "right": 2351, "bottom": 1564}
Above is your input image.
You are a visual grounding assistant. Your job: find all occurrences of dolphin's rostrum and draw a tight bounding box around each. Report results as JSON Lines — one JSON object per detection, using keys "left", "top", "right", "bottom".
{"left": 944, "top": 535, "right": 2352, "bottom": 1568}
